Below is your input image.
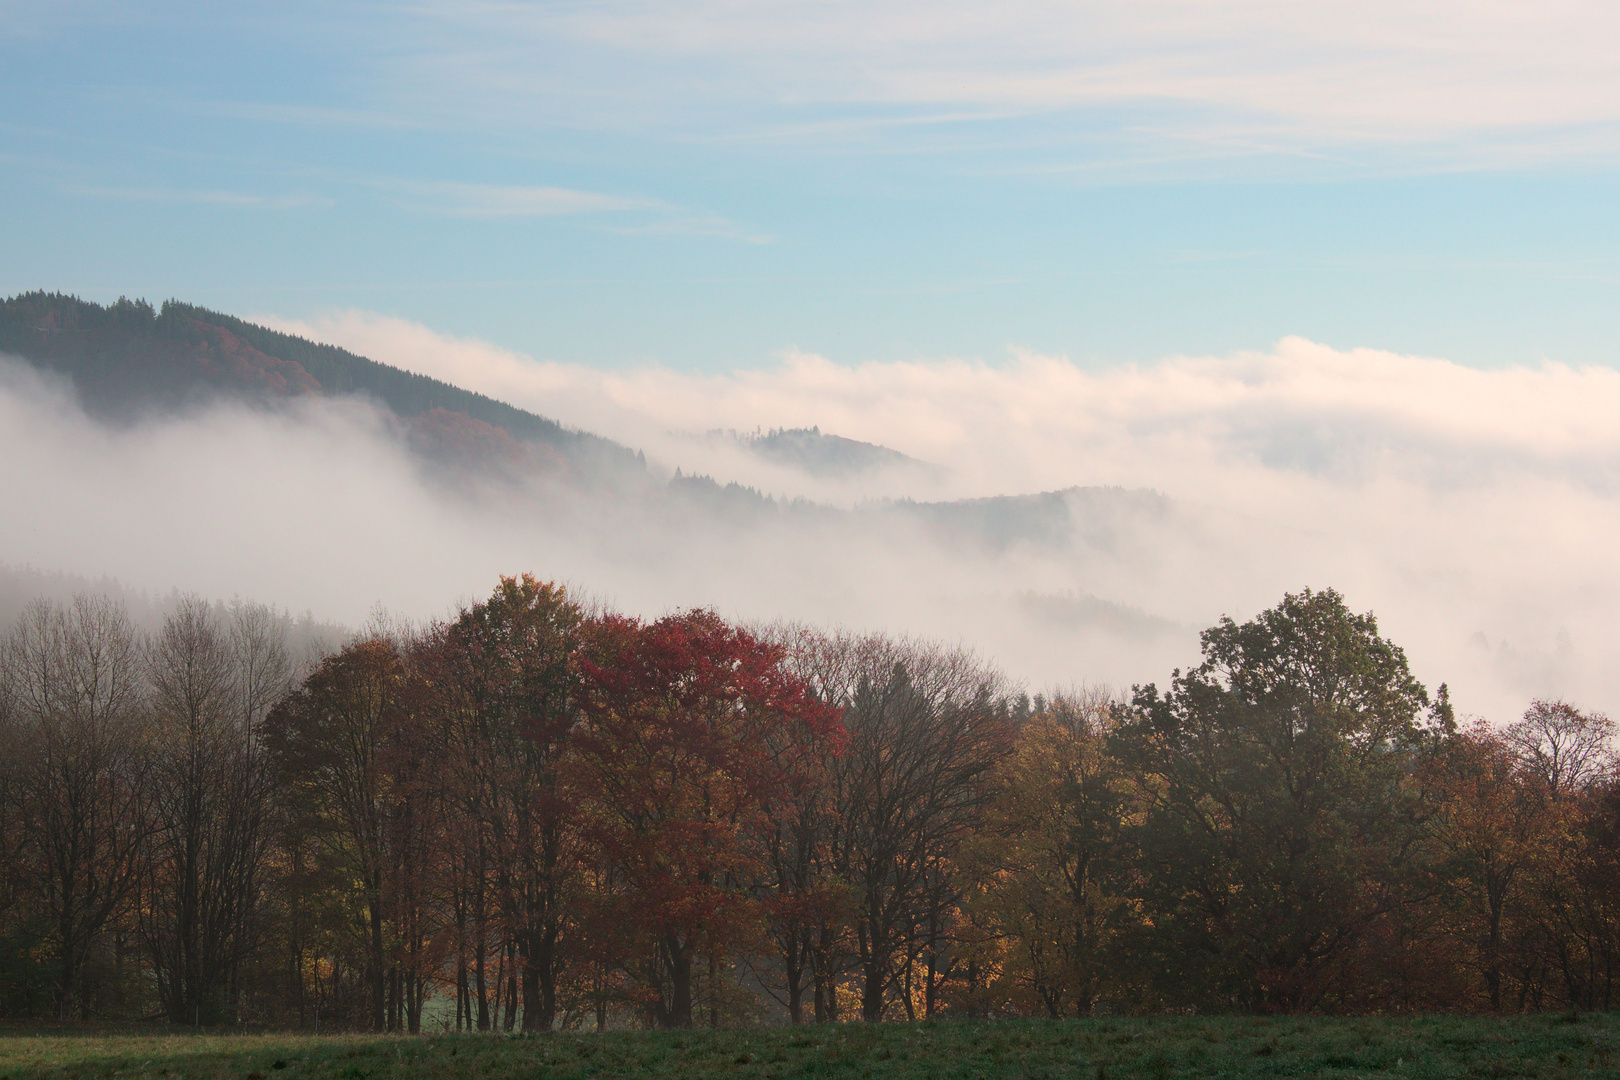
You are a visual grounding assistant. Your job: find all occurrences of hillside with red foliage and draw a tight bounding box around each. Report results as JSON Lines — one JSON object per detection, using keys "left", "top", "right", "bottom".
{"left": 1, "top": 294, "right": 319, "bottom": 414}
{"left": 407, "top": 406, "right": 570, "bottom": 478}
{"left": 185, "top": 317, "right": 321, "bottom": 397}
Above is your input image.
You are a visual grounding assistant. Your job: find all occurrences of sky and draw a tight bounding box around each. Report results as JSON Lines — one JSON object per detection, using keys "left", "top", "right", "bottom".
{"left": 4, "top": 0, "right": 1620, "bottom": 370}
{"left": 4, "top": 1, "right": 1620, "bottom": 722}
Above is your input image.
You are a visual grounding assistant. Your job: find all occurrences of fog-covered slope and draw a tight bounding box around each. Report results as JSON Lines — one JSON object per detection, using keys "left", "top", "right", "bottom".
{"left": 0, "top": 292, "right": 644, "bottom": 482}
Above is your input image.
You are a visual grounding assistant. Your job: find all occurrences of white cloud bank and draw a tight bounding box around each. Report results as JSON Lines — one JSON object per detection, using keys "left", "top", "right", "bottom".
{"left": 7, "top": 315, "right": 1620, "bottom": 729}
{"left": 264, "top": 309, "right": 1620, "bottom": 496}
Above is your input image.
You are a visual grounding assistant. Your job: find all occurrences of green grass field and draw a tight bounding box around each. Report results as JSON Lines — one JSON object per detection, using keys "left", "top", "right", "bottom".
{"left": 1, "top": 1014, "right": 1616, "bottom": 1080}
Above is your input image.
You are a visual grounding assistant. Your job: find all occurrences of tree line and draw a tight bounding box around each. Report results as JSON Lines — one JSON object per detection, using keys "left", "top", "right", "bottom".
{"left": 0, "top": 580, "right": 1615, "bottom": 1028}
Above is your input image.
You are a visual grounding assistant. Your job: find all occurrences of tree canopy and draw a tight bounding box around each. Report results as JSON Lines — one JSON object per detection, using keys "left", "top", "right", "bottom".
{"left": 1, "top": 582, "right": 1616, "bottom": 1027}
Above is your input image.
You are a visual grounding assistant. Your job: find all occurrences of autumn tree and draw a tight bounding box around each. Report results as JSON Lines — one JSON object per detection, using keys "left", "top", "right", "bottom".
{"left": 1552, "top": 775, "right": 1620, "bottom": 1009}
{"left": 966, "top": 688, "right": 1132, "bottom": 1017}
{"left": 1508, "top": 701, "right": 1618, "bottom": 1009}
{"left": 382, "top": 644, "right": 451, "bottom": 1034}
{"left": 751, "top": 625, "right": 859, "bottom": 1024}
{"left": 265, "top": 636, "right": 412, "bottom": 1032}
{"left": 433, "top": 575, "right": 585, "bottom": 1031}
{"left": 1508, "top": 700, "right": 1615, "bottom": 801}
{"left": 1425, "top": 722, "right": 1545, "bottom": 1011}
{"left": 11, "top": 573, "right": 1617, "bottom": 1026}
{"left": 572, "top": 610, "right": 838, "bottom": 1028}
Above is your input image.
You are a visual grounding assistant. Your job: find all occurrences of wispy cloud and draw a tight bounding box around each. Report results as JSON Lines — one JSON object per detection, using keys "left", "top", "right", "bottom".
{"left": 607, "top": 213, "right": 775, "bottom": 244}
{"left": 179, "top": 98, "right": 430, "bottom": 132}
{"left": 64, "top": 173, "right": 769, "bottom": 240}
{"left": 394, "top": 0, "right": 1620, "bottom": 169}
{"left": 67, "top": 185, "right": 331, "bottom": 209}
{"left": 376, "top": 179, "right": 771, "bottom": 240}
{"left": 395, "top": 181, "right": 662, "bottom": 218}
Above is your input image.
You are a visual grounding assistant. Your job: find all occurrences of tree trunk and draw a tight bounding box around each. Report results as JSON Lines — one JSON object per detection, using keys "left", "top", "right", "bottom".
{"left": 536, "top": 923, "right": 558, "bottom": 1031}
{"left": 388, "top": 963, "right": 400, "bottom": 1033}
{"left": 787, "top": 971, "right": 804, "bottom": 1025}
{"left": 408, "top": 973, "right": 423, "bottom": 1034}
{"left": 503, "top": 942, "right": 518, "bottom": 1031}
{"left": 861, "top": 958, "right": 886, "bottom": 1022}
{"left": 57, "top": 929, "right": 77, "bottom": 1022}
{"left": 784, "top": 927, "right": 806, "bottom": 1024}
{"left": 1485, "top": 869, "right": 1506, "bottom": 1012}
{"left": 709, "top": 951, "right": 719, "bottom": 1029}
{"left": 813, "top": 923, "right": 838, "bottom": 1023}
{"left": 475, "top": 939, "right": 489, "bottom": 1030}
{"left": 859, "top": 914, "right": 887, "bottom": 1022}
{"left": 661, "top": 935, "right": 694, "bottom": 1028}
{"left": 520, "top": 948, "right": 544, "bottom": 1032}
{"left": 924, "top": 945, "right": 938, "bottom": 1019}
{"left": 368, "top": 880, "right": 386, "bottom": 1032}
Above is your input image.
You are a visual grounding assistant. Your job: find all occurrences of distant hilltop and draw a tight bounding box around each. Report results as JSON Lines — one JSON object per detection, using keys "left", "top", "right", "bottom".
{"left": 737, "top": 425, "right": 937, "bottom": 480}
{"left": 0, "top": 291, "right": 642, "bottom": 481}
{"left": 0, "top": 291, "right": 1169, "bottom": 632}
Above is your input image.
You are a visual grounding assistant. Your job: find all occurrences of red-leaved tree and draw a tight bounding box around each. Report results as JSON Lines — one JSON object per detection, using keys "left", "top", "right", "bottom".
{"left": 571, "top": 610, "right": 839, "bottom": 1028}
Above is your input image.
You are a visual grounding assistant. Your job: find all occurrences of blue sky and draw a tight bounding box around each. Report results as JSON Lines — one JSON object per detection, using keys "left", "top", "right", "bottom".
{"left": 6, "top": 1, "right": 1620, "bottom": 719}
{"left": 4, "top": 0, "right": 1619, "bottom": 372}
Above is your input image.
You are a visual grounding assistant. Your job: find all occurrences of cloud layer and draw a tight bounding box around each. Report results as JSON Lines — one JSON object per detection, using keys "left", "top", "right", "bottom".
{"left": 263, "top": 309, "right": 1620, "bottom": 496}
{"left": 8, "top": 314, "right": 1620, "bottom": 728}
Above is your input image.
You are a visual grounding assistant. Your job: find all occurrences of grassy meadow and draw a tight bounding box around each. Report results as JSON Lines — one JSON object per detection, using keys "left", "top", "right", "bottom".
{"left": 1, "top": 1014, "right": 1616, "bottom": 1080}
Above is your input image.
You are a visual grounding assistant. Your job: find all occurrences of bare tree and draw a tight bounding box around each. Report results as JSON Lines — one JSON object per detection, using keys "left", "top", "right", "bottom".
{"left": 747, "top": 624, "right": 858, "bottom": 1025}
{"left": 0, "top": 672, "right": 25, "bottom": 937}
{"left": 785, "top": 632, "right": 1013, "bottom": 1021}
{"left": 141, "top": 597, "right": 281, "bottom": 1024}
{"left": 228, "top": 599, "right": 294, "bottom": 732}
{"left": 1509, "top": 700, "right": 1616, "bottom": 799}
{"left": 0, "top": 595, "right": 151, "bottom": 1019}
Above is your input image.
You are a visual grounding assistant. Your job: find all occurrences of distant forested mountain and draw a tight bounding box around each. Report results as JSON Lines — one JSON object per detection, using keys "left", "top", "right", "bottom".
{"left": 0, "top": 292, "right": 643, "bottom": 480}
{"left": 0, "top": 292, "right": 1170, "bottom": 578}
{"left": 881, "top": 486, "right": 1171, "bottom": 554}
{"left": 738, "top": 426, "right": 937, "bottom": 479}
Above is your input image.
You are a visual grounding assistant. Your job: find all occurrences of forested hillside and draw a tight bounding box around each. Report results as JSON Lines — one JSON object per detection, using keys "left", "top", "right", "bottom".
{"left": 0, "top": 293, "right": 643, "bottom": 480}
{"left": 739, "top": 426, "right": 936, "bottom": 479}
{"left": 0, "top": 291, "right": 1185, "bottom": 578}
{"left": 1, "top": 580, "right": 1614, "bottom": 1031}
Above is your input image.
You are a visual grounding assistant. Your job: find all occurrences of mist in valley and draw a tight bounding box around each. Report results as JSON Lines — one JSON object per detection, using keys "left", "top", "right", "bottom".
{"left": 5, "top": 320, "right": 1619, "bottom": 727}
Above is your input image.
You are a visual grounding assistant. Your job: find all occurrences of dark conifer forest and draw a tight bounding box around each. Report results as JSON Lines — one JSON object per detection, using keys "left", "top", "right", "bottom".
{"left": 0, "top": 292, "right": 640, "bottom": 479}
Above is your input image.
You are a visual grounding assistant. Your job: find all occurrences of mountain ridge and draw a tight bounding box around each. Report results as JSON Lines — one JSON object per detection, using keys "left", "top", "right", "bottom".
{"left": 0, "top": 291, "right": 643, "bottom": 480}
{"left": 0, "top": 292, "right": 1166, "bottom": 563}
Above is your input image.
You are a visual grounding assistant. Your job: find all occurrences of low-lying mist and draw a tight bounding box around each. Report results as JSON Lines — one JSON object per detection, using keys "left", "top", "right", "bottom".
{"left": 9, "top": 318, "right": 1620, "bottom": 726}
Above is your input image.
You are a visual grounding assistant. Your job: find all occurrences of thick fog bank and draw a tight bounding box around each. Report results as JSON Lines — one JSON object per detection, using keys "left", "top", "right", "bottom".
{"left": 5, "top": 333, "right": 1619, "bottom": 725}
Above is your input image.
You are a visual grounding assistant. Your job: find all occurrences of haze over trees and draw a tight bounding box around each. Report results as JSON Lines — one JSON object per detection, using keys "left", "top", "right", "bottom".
{"left": 0, "top": 291, "right": 1179, "bottom": 584}
{"left": 0, "top": 579, "right": 1615, "bottom": 1028}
